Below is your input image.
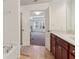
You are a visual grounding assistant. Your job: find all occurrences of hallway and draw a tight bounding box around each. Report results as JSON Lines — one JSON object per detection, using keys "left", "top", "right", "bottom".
{"left": 20, "top": 45, "right": 55, "bottom": 59}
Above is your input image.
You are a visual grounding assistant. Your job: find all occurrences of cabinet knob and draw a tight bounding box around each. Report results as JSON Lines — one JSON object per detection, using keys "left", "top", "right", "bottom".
{"left": 72, "top": 50, "right": 75, "bottom": 53}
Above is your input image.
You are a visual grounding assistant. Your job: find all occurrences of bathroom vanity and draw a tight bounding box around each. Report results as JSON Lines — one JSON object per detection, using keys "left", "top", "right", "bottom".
{"left": 50, "top": 31, "right": 75, "bottom": 59}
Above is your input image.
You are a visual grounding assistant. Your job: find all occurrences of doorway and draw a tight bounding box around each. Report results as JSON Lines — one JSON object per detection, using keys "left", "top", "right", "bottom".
{"left": 30, "top": 10, "right": 45, "bottom": 46}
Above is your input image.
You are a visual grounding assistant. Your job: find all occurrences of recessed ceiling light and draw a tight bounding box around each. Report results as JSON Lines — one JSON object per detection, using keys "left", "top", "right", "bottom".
{"left": 34, "top": 11, "right": 43, "bottom": 15}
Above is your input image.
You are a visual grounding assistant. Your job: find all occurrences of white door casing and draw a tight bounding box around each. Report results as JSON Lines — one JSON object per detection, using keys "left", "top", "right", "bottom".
{"left": 45, "top": 7, "right": 50, "bottom": 51}
{"left": 21, "top": 12, "right": 30, "bottom": 46}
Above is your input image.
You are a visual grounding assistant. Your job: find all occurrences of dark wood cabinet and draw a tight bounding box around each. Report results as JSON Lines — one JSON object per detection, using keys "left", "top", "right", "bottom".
{"left": 55, "top": 45, "right": 68, "bottom": 59}
{"left": 50, "top": 33, "right": 75, "bottom": 59}
{"left": 69, "top": 53, "right": 74, "bottom": 59}
{"left": 55, "top": 37, "right": 68, "bottom": 59}
{"left": 50, "top": 33, "right": 56, "bottom": 56}
{"left": 55, "top": 43, "right": 62, "bottom": 59}
{"left": 69, "top": 44, "right": 75, "bottom": 59}
{"left": 61, "top": 47, "right": 68, "bottom": 59}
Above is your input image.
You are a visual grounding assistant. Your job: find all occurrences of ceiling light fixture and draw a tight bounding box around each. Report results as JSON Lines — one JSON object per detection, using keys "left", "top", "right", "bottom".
{"left": 34, "top": 11, "right": 43, "bottom": 15}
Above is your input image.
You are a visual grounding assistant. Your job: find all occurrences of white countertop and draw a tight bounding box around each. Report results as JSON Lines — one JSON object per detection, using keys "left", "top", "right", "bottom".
{"left": 51, "top": 31, "right": 75, "bottom": 45}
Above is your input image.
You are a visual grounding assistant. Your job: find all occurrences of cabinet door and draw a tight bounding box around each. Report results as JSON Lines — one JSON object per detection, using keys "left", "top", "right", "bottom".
{"left": 61, "top": 47, "right": 68, "bottom": 59}
{"left": 55, "top": 44, "right": 68, "bottom": 59}
{"left": 50, "top": 34, "right": 52, "bottom": 52}
{"left": 69, "top": 53, "right": 75, "bottom": 59}
{"left": 69, "top": 44, "right": 75, "bottom": 59}
{"left": 55, "top": 44, "right": 62, "bottom": 59}
{"left": 50, "top": 34, "right": 56, "bottom": 55}
{"left": 52, "top": 37, "right": 55, "bottom": 55}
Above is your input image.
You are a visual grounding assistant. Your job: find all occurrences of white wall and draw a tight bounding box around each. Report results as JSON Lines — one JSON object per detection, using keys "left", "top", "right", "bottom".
{"left": 50, "top": 0, "right": 67, "bottom": 32}
{"left": 50, "top": 0, "right": 75, "bottom": 33}
{"left": 66, "top": 0, "right": 75, "bottom": 33}
{"left": 3, "top": 0, "right": 20, "bottom": 58}
{"left": 21, "top": 3, "right": 49, "bottom": 46}
{"left": 71, "top": 0, "right": 75, "bottom": 33}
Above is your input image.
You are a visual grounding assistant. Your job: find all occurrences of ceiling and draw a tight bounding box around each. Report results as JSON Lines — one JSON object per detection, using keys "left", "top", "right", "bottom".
{"left": 20, "top": 0, "right": 51, "bottom": 5}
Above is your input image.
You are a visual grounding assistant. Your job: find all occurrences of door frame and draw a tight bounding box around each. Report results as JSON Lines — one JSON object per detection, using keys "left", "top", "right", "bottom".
{"left": 30, "top": 10, "right": 46, "bottom": 46}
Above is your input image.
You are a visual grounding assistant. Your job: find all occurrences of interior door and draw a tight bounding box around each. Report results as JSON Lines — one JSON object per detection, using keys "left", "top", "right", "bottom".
{"left": 21, "top": 12, "right": 30, "bottom": 46}
{"left": 45, "top": 7, "right": 50, "bottom": 51}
